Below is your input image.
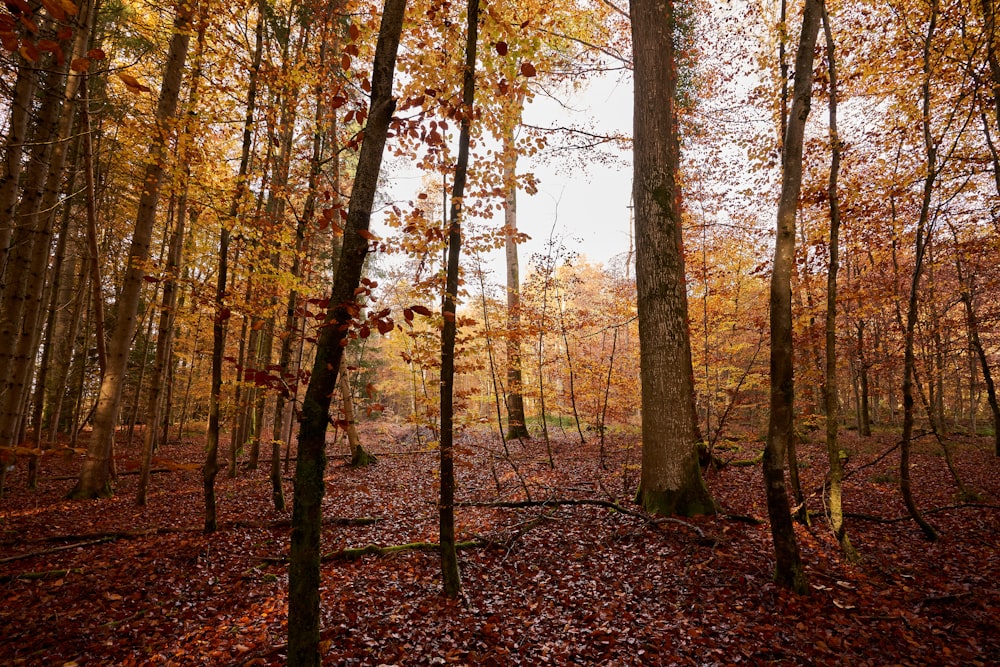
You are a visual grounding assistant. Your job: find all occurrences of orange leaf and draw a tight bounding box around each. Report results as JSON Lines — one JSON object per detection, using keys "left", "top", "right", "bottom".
{"left": 18, "top": 43, "right": 38, "bottom": 63}
{"left": 87, "top": 48, "right": 105, "bottom": 60}
{"left": 19, "top": 15, "right": 39, "bottom": 33}
{"left": 117, "top": 72, "right": 151, "bottom": 93}
{"left": 410, "top": 305, "right": 432, "bottom": 317}
{"left": 341, "top": 53, "right": 351, "bottom": 70}
{"left": 39, "top": 0, "right": 66, "bottom": 20}
{"left": 348, "top": 23, "right": 359, "bottom": 41}
{"left": 520, "top": 62, "right": 537, "bottom": 77}
{"left": 357, "top": 229, "right": 378, "bottom": 241}
{"left": 70, "top": 57, "right": 89, "bottom": 72}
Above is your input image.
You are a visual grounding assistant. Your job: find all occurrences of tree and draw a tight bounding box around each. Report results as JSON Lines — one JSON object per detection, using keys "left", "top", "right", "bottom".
{"left": 439, "top": 0, "right": 480, "bottom": 600}
{"left": 630, "top": 0, "right": 715, "bottom": 517}
{"left": 287, "top": 0, "right": 407, "bottom": 661}
{"left": 764, "top": 0, "right": 819, "bottom": 594}
{"left": 69, "top": 0, "right": 194, "bottom": 500}
{"left": 820, "top": 1, "right": 858, "bottom": 562}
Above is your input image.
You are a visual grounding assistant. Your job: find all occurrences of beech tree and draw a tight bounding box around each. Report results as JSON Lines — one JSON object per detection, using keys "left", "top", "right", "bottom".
{"left": 287, "top": 0, "right": 407, "bottom": 661}
{"left": 630, "top": 0, "right": 715, "bottom": 516}
{"left": 69, "top": 0, "right": 194, "bottom": 500}
{"left": 764, "top": 0, "right": 819, "bottom": 594}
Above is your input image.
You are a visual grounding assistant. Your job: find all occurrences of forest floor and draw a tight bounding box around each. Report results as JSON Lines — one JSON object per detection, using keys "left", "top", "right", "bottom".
{"left": 0, "top": 424, "right": 998, "bottom": 666}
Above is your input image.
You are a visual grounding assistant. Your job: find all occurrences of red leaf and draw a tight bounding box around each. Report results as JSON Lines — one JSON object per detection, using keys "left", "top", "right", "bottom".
{"left": 495, "top": 41, "right": 508, "bottom": 56}
{"left": 410, "top": 305, "right": 432, "bottom": 317}
{"left": 520, "top": 62, "right": 537, "bottom": 77}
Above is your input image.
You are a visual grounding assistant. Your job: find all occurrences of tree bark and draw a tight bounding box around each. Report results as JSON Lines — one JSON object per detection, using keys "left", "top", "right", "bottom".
{"left": 899, "top": 0, "right": 940, "bottom": 542}
{"left": 631, "top": 0, "right": 716, "bottom": 517}
{"left": 69, "top": 2, "right": 193, "bottom": 500}
{"left": 501, "top": 100, "right": 530, "bottom": 441}
{"left": 764, "top": 0, "right": 820, "bottom": 594}
{"left": 439, "top": 0, "right": 479, "bottom": 599}
{"left": 287, "top": 0, "right": 406, "bottom": 661}
{"left": 821, "top": 4, "right": 858, "bottom": 562}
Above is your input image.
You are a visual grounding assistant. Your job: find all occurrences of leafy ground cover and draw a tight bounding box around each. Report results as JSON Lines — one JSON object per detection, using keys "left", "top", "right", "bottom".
{"left": 1, "top": 426, "right": 998, "bottom": 665}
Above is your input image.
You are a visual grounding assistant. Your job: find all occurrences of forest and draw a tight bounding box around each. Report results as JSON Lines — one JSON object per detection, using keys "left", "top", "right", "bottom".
{"left": 0, "top": 0, "right": 999, "bottom": 663}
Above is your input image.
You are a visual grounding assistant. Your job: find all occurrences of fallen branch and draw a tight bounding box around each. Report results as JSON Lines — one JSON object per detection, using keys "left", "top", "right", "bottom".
{"left": 0, "top": 537, "right": 113, "bottom": 564}
{"left": 0, "top": 567, "right": 84, "bottom": 583}
{"left": 24, "top": 516, "right": 380, "bottom": 545}
{"left": 323, "top": 540, "right": 483, "bottom": 561}
{"left": 723, "top": 453, "right": 763, "bottom": 468}
{"left": 846, "top": 503, "right": 1000, "bottom": 524}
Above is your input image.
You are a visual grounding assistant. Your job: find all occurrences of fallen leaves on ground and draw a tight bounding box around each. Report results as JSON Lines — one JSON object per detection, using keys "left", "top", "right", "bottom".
{"left": 0, "top": 426, "right": 997, "bottom": 665}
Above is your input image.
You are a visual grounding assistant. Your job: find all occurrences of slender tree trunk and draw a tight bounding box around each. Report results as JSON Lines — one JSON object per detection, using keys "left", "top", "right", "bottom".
{"left": 438, "top": 0, "right": 479, "bottom": 600}
{"left": 287, "top": 0, "right": 406, "bottom": 661}
{"left": 69, "top": 2, "right": 193, "bottom": 499}
{"left": 631, "top": 0, "right": 715, "bottom": 517}
{"left": 820, "top": 5, "right": 858, "bottom": 562}
{"left": 899, "top": 0, "right": 940, "bottom": 542}
{"left": 764, "top": 0, "right": 820, "bottom": 594}
{"left": 207, "top": 0, "right": 264, "bottom": 526}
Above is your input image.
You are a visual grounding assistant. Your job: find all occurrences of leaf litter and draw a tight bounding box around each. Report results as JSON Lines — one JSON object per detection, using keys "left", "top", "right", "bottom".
{"left": 0, "top": 427, "right": 997, "bottom": 665}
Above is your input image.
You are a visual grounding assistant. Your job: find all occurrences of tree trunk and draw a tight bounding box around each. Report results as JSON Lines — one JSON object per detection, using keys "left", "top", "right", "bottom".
{"left": 0, "top": 62, "right": 36, "bottom": 273}
{"left": 820, "top": 4, "right": 858, "bottom": 562}
{"left": 438, "top": 0, "right": 479, "bottom": 600}
{"left": 502, "top": 102, "right": 530, "bottom": 441}
{"left": 631, "top": 0, "right": 716, "bottom": 517}
{"left": 287, "top": 0, "right": 406, "bottom": 661}
{"left": 68, "top": 3, "right": 193, "bottom": 499}
{"left": 764, "top": 0, "right": 820, "bottom": 594}
{"left": 899, "top": 0, "right": 940, "bottom": 542}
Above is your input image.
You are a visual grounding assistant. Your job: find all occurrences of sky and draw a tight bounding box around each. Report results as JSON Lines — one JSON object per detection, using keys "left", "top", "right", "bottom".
{"left": 376, "top": 69, "right": 636, "bottom": 286}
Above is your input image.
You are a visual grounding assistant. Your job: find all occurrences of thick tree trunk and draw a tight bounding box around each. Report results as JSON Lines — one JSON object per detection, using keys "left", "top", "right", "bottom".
{"left": 631, "top": 0, "right": 715, "bottom": 517}
{"left": 69, "top": 2, "right": 193, "bottom": 500}
{"left": 857, "top": 322, "right": 872, "bottom": 435}
{"left": 287, "top": 0, "right": 406, "bottom": 661}
{"left": 764, "top": 0, "right": 820, "bottom": 594}
{"left": 0, "top": 63, "right": 36, "bottom": 274}
{"left": 501, "top": 105, "right": 530, "bottom": 441}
